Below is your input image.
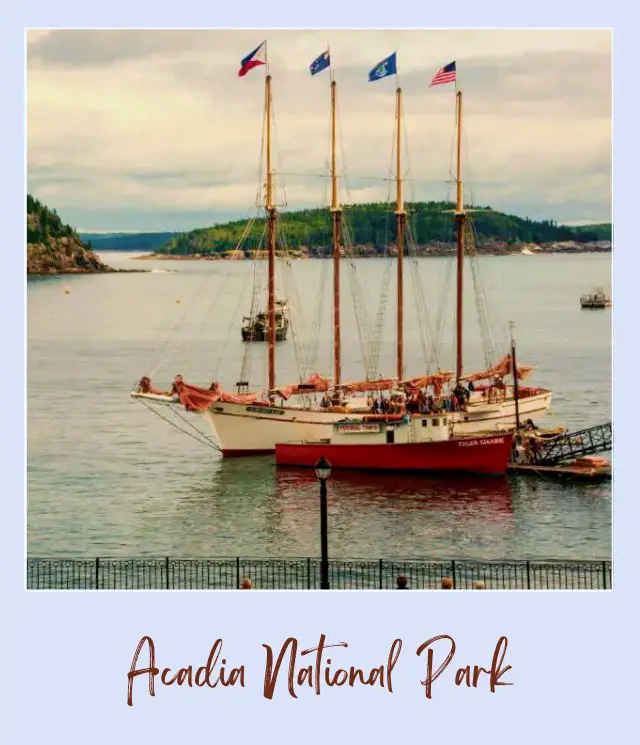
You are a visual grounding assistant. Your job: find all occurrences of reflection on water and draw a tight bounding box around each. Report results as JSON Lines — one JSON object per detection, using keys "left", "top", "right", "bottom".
{"left": 27, "top": 254, "right": 612, "bottom": 560}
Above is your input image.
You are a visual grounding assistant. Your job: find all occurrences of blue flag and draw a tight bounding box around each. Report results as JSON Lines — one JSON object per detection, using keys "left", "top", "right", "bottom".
{"left": 368, "top": 52, "right": 397, "bottom": 82}
{"left": 310, "top": 50, "right": 330, "bottom": 76}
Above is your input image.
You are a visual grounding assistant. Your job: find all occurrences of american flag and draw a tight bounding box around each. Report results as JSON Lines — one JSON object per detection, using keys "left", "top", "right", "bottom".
{"left": 429, "top": 61, "right": 456, "bottom": 87}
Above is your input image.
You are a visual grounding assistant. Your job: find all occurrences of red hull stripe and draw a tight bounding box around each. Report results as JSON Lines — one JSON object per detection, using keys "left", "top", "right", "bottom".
{"left": 275, "top": 437, "right": 513, "bottom": 475}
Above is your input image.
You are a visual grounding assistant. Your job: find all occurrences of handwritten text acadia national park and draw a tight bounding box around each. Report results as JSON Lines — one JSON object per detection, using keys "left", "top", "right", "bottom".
{"left": 127, "top": 634, "right": 513, "bottom": 705}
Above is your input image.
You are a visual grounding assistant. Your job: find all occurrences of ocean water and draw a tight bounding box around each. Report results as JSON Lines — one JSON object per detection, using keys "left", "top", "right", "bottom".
{"left": 27, "top": 251, "right": 612, "bottom": 560}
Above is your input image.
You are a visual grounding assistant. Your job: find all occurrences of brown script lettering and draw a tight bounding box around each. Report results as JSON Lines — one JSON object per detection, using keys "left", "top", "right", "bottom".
{"left": 127, "top": 636, "right": 245, "bottom": 706}
{"left": 262, "top": 635, "right": 402, "bottom": 700}
{"left": 416, "top": 635, "right": 513, "bottom": 699}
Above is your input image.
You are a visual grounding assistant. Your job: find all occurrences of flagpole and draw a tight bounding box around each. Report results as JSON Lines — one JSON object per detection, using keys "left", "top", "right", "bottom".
{"left": 395, "top": 66, "right": 405, "bottom": 383}
{"left": 454, "top": 86, "right": 465, "bottom": 384}
{"left": 265, "top": 63, "right": 277, "bottom": 395}
{"left": 330, "top": 62, "right": 342, "bottom": 387}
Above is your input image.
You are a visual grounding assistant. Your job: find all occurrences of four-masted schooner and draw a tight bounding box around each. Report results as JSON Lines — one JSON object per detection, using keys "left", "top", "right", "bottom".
{"left": 132, "top": 45, "right": 552, "bottom": 457}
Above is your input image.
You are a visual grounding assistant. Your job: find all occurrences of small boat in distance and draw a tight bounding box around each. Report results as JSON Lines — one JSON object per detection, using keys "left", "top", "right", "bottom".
{"left": 580, "top": 288, "right": 611, "bottom": 309}
{"left": 241, "top": 299, "right": 290, "bottom": 341}
{"left": 275, "top": 413, "right": 513, "bottom": 476}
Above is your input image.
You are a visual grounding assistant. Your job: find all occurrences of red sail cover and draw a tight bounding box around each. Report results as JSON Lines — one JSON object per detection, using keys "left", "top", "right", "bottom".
{"left": 271, "top": 373, "right": 331, "bottom": 401}
{"left": 400, "top": 372, "right": 453, "bottom": 396}
{"left": 173, "top": 377, "right": 264, "bottom": 411}
{"left": 337, "top": 378, "right": 396, "bottom": 393}
{"left": 462, "top": 354, "right": 535, "bottom": 383}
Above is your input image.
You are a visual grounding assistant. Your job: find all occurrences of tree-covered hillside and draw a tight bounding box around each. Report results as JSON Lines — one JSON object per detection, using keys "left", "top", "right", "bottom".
{"left": 157, "top": 201, "right": 611, "bottom": 256}
{"left": 27, "top": 194, "right": 113, "bottom": 274}
{"left": 78, "top": 232, "right": 179, "bottom": 251}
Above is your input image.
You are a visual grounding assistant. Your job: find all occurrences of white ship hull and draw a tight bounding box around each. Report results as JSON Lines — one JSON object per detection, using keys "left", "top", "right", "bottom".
{"left": 204, "top": 389, "right": 552, "bottom": 457}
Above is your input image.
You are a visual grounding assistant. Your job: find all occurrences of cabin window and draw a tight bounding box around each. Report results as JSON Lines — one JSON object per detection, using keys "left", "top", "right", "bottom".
{"left": 433, "top": 418, "right": 440, "bottom": 427}
{"left": 422, "top": 419, "right": 427, "bottom": 427}
{"left": 386, "top": 429, "right": 395, "bottom": 444}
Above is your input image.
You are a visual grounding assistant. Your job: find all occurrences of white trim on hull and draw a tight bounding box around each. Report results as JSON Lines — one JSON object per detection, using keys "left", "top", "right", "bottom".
{"left": 204, "top": 391, "right": 552, "bottom": 456}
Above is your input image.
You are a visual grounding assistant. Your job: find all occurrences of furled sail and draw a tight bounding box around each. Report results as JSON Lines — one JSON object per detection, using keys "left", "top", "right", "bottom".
{"left": 461, "top": 354, "right": 535, "bottom": 383}
{"left": 399, "top": 372, "right": 453, "bottom": 396}
{"left": 336, "top": 378, "right": 397, "bottom": 393}
{"left": 270, "top": 372, "right": 331, "bottom": 400}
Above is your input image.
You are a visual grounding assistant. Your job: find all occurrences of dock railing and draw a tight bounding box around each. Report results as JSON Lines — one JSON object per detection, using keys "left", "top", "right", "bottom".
{"left": 26, "top": 557, "right": 612, "bottom": 590}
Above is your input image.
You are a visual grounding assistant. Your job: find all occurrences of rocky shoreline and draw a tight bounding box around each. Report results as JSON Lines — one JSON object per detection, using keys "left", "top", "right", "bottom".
{"left": 135, "top": 239, "right": 612, "bottom": 260}
{"left": 26, "top": 195, "right": 152, "bottom": 275}
{"left": 27, "top": 239, "right": 150, "bottom": 274}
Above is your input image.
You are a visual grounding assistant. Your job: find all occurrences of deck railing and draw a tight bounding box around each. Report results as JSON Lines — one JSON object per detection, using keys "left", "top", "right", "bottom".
{"left": 26, "top": 557, "right": 612, "bottom": 590}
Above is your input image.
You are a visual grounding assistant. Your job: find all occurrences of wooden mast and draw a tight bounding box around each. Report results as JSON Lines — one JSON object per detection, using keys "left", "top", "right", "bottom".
{"left": 330, "top": 75, "right": 342, "bottom": 386}
{"left": 455, "top": 90, "right": 465, "bottom": 383}
{"left": 510, "top": 321, "right": 521, "bottom": 429}
{"left": 265, "top": 72, "right": 277, "bottom": 394}
{"left": 395, "top": 86, "right": 406, "bottom": 382}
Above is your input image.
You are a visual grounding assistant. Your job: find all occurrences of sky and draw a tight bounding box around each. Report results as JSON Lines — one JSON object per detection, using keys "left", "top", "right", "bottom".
{"left": 27, "top": 29, "right": 612, "bottom": 233}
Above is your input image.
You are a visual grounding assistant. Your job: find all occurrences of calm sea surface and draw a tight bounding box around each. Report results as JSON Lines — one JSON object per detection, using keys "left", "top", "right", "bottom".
{"left": 27, "top": 251, "right": 612, "bottom": 560}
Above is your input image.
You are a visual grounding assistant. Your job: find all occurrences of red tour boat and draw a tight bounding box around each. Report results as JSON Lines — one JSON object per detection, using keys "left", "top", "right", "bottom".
{"left": 275, "top": 413, "right": 513, "bottom": 476}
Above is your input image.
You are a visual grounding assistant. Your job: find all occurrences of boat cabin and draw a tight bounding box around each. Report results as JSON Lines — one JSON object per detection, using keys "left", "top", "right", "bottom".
{"left": 329, "top": 413, "right": 452, "bottom": 445}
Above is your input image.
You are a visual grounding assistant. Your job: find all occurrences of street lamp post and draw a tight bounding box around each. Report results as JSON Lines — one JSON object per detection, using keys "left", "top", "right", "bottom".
{"left": 314, "top": 456, "right": 332, "bottom": 590}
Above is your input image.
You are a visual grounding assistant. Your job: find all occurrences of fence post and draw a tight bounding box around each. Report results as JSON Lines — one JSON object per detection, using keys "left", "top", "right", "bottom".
{"left": 526, "top": 560, "right": 531, "bottom": 590}
{"left": 95, "top": 557, "right": 100, "bottom": 590}
{"left": 165, "top": 557, "right": 170, "bottom": 590}
{"left": 602, "top": 560, "right": 608, "bottom": 590}
{"left": 379, "top": 559, "right": 383, "bottom": 590}
{"left": 451, "top": 560, "right": 456, "bottom": 589}
{"left": 236, "top": 557, "right": 240, "bottom": 589}
{"left": 307, "top": 557, "right": 312, "bottom": 590}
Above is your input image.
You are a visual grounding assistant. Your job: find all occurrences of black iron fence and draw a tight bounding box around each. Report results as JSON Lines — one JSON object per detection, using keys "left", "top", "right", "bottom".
{"left": 26, "top": 557, "right": 612, "bottom": 590}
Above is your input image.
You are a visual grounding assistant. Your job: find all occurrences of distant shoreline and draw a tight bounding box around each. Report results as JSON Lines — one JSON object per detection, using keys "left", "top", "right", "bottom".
{"left": 133, "top": 244, "right": 612, "bottom": 261}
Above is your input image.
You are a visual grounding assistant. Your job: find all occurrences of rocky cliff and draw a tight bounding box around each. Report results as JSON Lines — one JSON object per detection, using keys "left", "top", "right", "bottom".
{"left": 27, "top": 194, "right": 115, "bottom": 275}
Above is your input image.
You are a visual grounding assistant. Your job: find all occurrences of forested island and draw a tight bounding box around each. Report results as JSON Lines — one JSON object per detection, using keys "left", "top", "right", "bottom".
{"left": 145, "top": 201, "right": 611, "bottom": 259}
{"left": 27, "top": 194, "right": 115, "bottom": 274}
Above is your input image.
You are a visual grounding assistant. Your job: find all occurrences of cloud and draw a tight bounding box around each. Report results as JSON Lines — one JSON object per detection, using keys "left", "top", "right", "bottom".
{"left": 27, "top": 29, "right": 611, "bottom": 231}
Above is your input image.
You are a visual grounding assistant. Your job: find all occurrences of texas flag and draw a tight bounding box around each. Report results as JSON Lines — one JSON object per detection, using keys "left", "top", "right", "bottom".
{"left": 238, "top": 41, "right": 267, "bottom": 77}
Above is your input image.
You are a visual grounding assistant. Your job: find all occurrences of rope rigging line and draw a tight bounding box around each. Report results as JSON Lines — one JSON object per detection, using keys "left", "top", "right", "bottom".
{"left": 342, "top": 215, "right": 376, "bottom": 378}
{"left": 280, "top": 259, "right": 308, "bottom": 381}
{"left": 467, "top": 219, "right": 499, "bottom": 369}
{"left": 277, "top": 217, "right": 315, "bottom": 382}
{"left": 368, "top": 124, "right": 398, "bottom": 379}
{"left": 144, "top": 262, "right": 226, "bottom": 383}
{"left": 270, "top": 96, "right": 288, "bottom": 210}
{"left": 433, "top": 249, "right": 455, "bottom": 367}
{"left": 137, "top": 399, "right": 221, "bottom": 453}
{"left": 237, "top": 221, "right": 269, "bottom": 387}
{"left": 405, "top": 219, "right": 438, "bottom": 372}
{"left": 181, "top": 214, "right": 256, "bottom": 377}
{"left": 336, "top": 96, "right": 385, "bottom": 382}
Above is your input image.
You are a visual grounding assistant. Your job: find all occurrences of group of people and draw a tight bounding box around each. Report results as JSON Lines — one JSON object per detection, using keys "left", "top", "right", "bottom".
{"left": 360, "top": 384, "right": 478, "bottom": 417}
{"left": 366, "top": 394, "right": 406, "bottom": 414}
{"left": 318, "top": 378, "right": 487, "bottom": 417}
{"left": 511, "top": 420, "right": 540, "bottom": 464}
{"left": 396, "top": 575, "right": 485, "bottom": 590}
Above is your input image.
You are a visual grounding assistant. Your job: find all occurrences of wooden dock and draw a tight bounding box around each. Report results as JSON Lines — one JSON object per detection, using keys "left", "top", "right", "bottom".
{"left": 509, "top": 462, "right": 611, "bottom": 482}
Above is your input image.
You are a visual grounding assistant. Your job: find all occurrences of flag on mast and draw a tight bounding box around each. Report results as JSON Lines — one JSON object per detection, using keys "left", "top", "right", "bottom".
{"left": 238, "top": 41, "right": 267, "bottom": 77}
{"left": 368, "top": 52, "right": 397, "bottom": 82}
{"left": 429, "top": 61, "right": 456, "bottom": 87}
{"left": 310, "top": 50, "right": 330, "bottom": 75}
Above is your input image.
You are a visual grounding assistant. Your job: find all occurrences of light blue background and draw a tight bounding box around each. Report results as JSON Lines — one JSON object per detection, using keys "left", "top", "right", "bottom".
{"left": 3, "top": 2, "right": 633, "bottom": 742}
